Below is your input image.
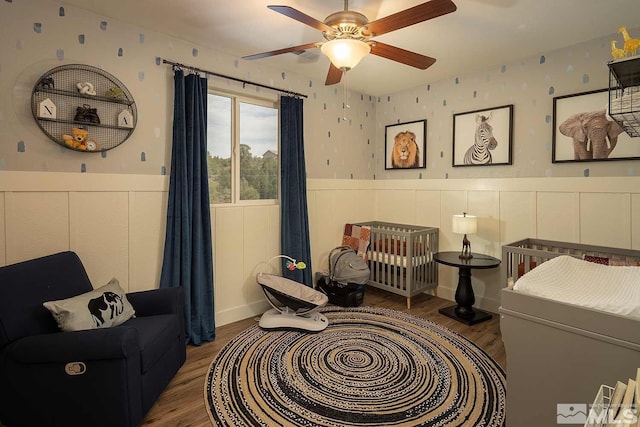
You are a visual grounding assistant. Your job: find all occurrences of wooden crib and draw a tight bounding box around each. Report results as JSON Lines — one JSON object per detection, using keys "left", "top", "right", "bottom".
{"left": 356, "top": 222, "right": 439, "bottom": 309}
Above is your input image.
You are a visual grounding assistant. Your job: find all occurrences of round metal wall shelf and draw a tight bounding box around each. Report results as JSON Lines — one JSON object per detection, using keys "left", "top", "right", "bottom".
{"left": 31, "top": 64, "right": 137, "bottom": 152}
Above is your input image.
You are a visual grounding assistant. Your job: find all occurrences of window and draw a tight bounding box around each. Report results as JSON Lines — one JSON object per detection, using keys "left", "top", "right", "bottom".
{"left": 207, "top": 92, "right": 279, "bottom": 204}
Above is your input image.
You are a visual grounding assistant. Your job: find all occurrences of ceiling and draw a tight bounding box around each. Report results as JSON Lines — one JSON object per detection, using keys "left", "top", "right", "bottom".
{"left": 56, "top": 0, "right": 640, "bottom": 96}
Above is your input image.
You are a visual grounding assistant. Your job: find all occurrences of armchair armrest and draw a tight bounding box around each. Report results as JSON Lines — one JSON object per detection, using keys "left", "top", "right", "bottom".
{"left": 127, "top": 287, "right": 186, "bottom": 347}
{"left": 6, "top": 326, "right": 139, "bottom": 363}
{"left": 127, "top": 286, "right": 183, "bottom": 317}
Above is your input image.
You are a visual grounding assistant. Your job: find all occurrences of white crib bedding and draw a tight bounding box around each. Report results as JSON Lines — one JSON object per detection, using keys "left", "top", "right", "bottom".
{"left": 368, "top": 251, "right": 432, "bottom": 267}
{"left": 512, "top": 255, "right": 640, "bottom": 319}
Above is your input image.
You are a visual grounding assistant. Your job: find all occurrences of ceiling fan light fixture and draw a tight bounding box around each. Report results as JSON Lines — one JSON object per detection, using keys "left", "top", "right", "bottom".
{"left": 321, "top": 38, "right": 370, "bottom": 71}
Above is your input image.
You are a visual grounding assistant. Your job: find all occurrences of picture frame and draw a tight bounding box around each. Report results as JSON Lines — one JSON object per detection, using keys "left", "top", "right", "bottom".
{"left": 552, "top": 88, "right": 638, "bottom": 163}
{"left": 384, "top": 119, "right": 427, "bottom": 170}
{"left": 452, "top": 104, "right": 513, "bottom": 167}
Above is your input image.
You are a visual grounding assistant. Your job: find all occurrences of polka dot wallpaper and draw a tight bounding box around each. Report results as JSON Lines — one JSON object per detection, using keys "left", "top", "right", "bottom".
{"left": 0, "top": 0, "right": 376, "bottom": 179}
{"left": 376, "top": 32, "right": 640, "bottom": 179}
{"left": 1, "top": 0, "right": 638, "bottom": 179}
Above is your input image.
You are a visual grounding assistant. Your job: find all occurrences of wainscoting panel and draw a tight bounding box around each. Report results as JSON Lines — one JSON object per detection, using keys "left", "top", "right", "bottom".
{"left": 0, "top": 172, "right": 168, "bottom": 296}
{"left": 536, "top": 192, "right": 580, "bottom": 243}
{"left": 69, "top": 191, "right": 129, "bottom": 291}
{"left": 4, "top": 191, "right": 70, "bottom": 265}
{"left": 439, "top": 190, "right": 467, "bottom": 251}
{"left": 468, "top": 191, "right": 500, "bottom": 257}
{"left": 129, "top": 191, "right": 167, "bottom": 293}
{"left": 499, "top": 191, "right": 537, "bottom": 247}
{"left": 333, "top": 189, "right": 375, "bottom": 227}
{"left": 467, "top": 191, "right": 502, "bottom": 308}
{"left": 307, "top": 189, "right": 320, "bottom": 272}
{"left": 268, "top": 204, "right": 281, "bottom": 269}
{"left": 307, "top": 184, "right": 376, "bottom": 275}
{"left": 309, "top": 178, "right": 640, "bottom": 315}
{"left": 213, "top": 206, "right": 246, "bottom": 318}
{"left": 580, "top": 192, "right": 631, "bottom": 248}
{"left": 242, "top": 206, "right": 275, "bottom": 303}
{"left": 633, "top": 194, "right": 640, "bottom": 250}
{"left": 308, "top": 189, "right": 338, "bottom": 273}
{"left": 0, "top": 193, "right": 5, "bottom": 266}
{"left": 375, "top": 189, "right": 417, "bottom": 225}
{"left": 212, "top": 204, "right": 279, "bottom": 326}
{"left": 2, "top": 173, "right": 639, "bottom": 326}
{"left": 415, "top": 190, "right": 441, "bottom": 228}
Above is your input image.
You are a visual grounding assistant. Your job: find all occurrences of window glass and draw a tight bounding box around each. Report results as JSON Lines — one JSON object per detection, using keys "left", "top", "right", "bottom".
{"left": 239, "top": 102, "right": 278, "bottom": 200}
{"left": 207, "top": 94, "right": 232, "bottom": 204}
{"left": 207, "top": 92, "right": 279, "bottom": 204}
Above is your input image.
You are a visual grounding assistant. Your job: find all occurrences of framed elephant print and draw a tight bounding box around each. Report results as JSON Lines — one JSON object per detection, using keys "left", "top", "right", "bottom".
{"left": 385, "top": 119, "right": 427, "bottom": 170}
{"left": 552, "top": 89, "right": 639, "bottom": 163}
{"left": 452, "top": 104, "right": 513, "bottom": 167}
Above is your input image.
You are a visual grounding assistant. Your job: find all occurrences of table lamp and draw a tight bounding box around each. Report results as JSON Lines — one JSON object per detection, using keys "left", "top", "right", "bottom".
{"left": 452, "top": 212, "right": 477, "bottom": 260}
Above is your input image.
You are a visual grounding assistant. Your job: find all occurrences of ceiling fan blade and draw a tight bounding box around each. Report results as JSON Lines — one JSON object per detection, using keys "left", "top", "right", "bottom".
{"left": 268, "top": 5, "right": 335, "bottom": 33}
{"left": 325, "top": 63, "right": 343, "bottom": 85}
{"left": 370, "top": 42, "right": 436, "bottom": 69}
{"left": 243, "top": 42, "right": 319, "bottom": 60}
{"left": 363, "top": 0, "right": 457, "bottom": 37}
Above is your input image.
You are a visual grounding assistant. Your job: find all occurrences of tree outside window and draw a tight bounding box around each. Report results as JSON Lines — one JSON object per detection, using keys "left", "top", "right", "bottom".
{"left": 207, "top": 93, "right": 278, "bottom": 204}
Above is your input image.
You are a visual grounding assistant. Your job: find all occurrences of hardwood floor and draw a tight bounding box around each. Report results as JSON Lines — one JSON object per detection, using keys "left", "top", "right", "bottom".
{"left": 141, "top": 287, "right": 506, "bottom": 426}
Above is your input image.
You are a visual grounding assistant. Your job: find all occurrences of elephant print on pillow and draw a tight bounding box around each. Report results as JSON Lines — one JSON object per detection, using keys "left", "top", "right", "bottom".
{"left": 88, "top": 292, "right": 124, "bottom": 327}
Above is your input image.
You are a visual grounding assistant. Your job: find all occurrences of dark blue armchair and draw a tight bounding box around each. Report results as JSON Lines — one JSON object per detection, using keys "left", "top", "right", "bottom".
{"left": 0, "top": 251, "right": 187, "bottom": 427}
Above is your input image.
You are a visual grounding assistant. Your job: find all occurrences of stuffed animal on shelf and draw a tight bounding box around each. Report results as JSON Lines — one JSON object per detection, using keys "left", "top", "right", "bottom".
{"left": 62, "top": 128, "right": 99, "bottom": 151}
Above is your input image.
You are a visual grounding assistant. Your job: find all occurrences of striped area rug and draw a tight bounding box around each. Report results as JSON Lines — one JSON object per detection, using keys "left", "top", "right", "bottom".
{"left": 205, "top": 306, "right": 506, "bottom": 426}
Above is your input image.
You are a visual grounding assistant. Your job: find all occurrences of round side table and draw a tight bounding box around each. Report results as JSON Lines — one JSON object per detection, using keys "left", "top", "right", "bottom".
{"left": 433, "top": 251, "right": 501, "bottom": 325}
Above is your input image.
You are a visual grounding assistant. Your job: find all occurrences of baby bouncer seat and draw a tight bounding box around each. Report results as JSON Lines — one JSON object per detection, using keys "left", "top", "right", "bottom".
{"left": 256, "top": 272, "right": 329, "bottom": 332}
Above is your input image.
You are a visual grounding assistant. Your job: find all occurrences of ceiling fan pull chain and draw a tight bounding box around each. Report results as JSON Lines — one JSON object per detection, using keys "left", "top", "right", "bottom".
{"left": 342, "top": 70, "right": 350, "bottom": 121}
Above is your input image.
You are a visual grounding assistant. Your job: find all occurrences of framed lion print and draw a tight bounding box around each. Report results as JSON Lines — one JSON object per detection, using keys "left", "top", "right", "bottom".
{"left": 384, "top": 119, "right": 427, "bottom": 170}
{"left": 452, "top": 104, "right": 513, "bottom": 167}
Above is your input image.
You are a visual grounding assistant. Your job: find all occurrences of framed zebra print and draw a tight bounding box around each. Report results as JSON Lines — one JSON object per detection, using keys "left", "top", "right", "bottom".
{"left": 385, "top": 119, "right": 427, "bottom": 170}
{"left": 452, "top": 105, "right": 513, "bottom": 167}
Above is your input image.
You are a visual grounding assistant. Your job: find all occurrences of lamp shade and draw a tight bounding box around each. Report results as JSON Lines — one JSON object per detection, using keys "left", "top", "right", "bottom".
{"left": 320, "top": 39, "right": 371, "bottom": 70}
{"left": 452, "top": 214, "right": 477, "bottom": 235}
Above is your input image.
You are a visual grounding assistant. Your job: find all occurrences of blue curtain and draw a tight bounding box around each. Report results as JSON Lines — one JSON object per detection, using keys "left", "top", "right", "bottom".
{"left": 160, "top": 69, "right": 215, "bottom": 345}
{"left": 280, "top": 96, "right": 313, "bottom": 286}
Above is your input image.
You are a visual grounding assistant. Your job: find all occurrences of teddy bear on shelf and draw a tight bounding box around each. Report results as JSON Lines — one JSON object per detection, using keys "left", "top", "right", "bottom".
{"left": 62, "top": 128, "right": 99, "bottom": 151}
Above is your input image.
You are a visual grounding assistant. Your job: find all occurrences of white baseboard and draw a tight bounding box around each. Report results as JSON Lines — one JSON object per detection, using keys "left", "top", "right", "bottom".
{"left": 217, "top": 287, "right": 500, "bottom": 328}
{"left": 216, "top": 299, "right": 271, "bottom": 327}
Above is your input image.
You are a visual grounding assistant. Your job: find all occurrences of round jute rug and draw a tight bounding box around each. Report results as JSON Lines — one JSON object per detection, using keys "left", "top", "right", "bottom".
{"left": 205, "top": 306, "right": 506, "bottom": 426}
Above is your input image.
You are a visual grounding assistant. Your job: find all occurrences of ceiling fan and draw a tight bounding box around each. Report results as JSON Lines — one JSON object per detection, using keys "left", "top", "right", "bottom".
{"left": 243, "top": 0, "right": 457, "bottom": 85}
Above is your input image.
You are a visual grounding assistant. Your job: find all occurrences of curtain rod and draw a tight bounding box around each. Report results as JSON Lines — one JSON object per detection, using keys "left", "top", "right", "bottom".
{"left": 162, "top": 59, "right": 307, "bottom": 99}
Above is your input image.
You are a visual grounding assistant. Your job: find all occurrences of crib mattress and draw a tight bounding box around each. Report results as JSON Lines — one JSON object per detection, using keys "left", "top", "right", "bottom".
{"left": 368, "top": 251, "right": 432, "bottom": 267}
{"left": 512, "top": 255, "right": 640, "bottom": 319}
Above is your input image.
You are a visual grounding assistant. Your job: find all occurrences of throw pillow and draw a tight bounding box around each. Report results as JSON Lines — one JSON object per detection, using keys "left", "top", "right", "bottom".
{"left": 43, "top": 278, "right": 135, "bottom": 332}
{"left": 582, "top": 255, "right": 610, "bottom": 265}
{"left": 582, "top": 254, "right": 640, "bottom": 266}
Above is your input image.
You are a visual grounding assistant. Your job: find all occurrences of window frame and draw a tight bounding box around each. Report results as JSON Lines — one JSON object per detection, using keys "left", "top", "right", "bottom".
{"left": 207, "top": 89, "right": 280, "bottom": 207}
